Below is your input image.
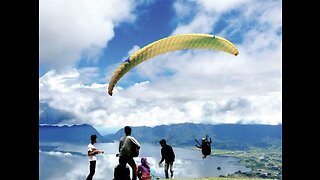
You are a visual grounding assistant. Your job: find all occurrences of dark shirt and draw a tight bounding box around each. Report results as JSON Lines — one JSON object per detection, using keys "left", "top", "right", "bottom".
{"left": 114, "top": 164, "right": 130, "bottom": 180}
{"left": 160, "top": 144, "right": 175, "bottom": 163}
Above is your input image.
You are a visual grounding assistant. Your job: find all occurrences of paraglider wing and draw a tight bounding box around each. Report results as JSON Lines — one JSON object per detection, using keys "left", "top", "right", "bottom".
{"left": 108, "top": 33, "right": 239, "bottom": 96}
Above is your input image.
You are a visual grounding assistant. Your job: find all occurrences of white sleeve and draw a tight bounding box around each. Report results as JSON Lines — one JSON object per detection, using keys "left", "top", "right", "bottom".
{"left": 88, "top": 144, "right": 93, "bottom": 152}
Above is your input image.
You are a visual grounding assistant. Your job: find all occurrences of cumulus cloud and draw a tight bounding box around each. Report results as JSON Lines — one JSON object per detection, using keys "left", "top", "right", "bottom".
{"left": 40, "top": 64, "right": 280, "bottom": 127}
{"left": 40, "top": 0, "right": 137, "bottom": 70}
{"left": 171, "top": 0, "right": 251, "bottom": 35}
{"left": 40, "top": 0, "right": 281, "bottom": 127}
{"left": 41, "top": 150, "right": 79, "bottom": 157}
{"left": 39, "top": 102, "right": 75, "bottom": 124}
{"left": 127, "top": 45, "right": 141, "bottom": 57}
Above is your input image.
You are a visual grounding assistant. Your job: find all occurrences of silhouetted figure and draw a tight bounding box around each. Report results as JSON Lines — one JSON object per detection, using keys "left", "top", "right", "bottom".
{"left": 158, "top": 139, "right": 175, "bottom": 179}
{"left": 196, "top": 135, "right": 212, "bottom": 158}
{"left": 113, "top": 164, "right": 131, "bottom": 180}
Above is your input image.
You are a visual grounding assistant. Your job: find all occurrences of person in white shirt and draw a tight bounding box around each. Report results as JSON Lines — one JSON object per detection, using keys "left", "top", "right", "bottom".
{"left": 86, "top": 134, "right": 104, "bottom": 180}
{"left": 117, "top": 126, "right": 140, "bottom": 180}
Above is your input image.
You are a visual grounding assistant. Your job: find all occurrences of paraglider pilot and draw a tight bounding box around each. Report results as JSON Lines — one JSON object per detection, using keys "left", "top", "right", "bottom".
{"left": 195, "top": 135, "right": 212, "bottom": 158}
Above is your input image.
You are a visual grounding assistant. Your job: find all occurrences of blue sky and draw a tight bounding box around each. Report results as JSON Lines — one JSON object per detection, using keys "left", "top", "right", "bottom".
{"left": 40, "top": 0, "right": 282, "bottom": 134}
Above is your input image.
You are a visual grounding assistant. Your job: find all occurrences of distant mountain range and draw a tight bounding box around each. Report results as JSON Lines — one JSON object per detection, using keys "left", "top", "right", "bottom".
{"left": 105, "top": 123, "right": 282, "bottom": 150}
{"left": 39, "top": 124, "right": 113, "bottom": 144}
{"left": 39, "top": 123, "right": 281, "bottom": 150}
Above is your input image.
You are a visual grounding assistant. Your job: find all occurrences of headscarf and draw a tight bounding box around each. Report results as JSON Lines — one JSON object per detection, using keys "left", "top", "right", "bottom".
{"left": 139, "top": 157, "right": 150, "bottom": 173}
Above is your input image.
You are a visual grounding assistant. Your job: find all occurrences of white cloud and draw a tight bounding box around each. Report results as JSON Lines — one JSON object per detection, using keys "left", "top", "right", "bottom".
{"left": 197, "top": 0, "right": 251, "bottom": 13}
{"left": 127, "top": 45, "right": 141, "bottom": 59}
{"left": 40, "top": 0, "right": 137, "bottom": 70}
{"left": 172, "top": 14, "right": 218, "bottom": 35}
{"left": 40, "top": 0, "right": 282, "bottom": 127}
{"left": 77, "top": 67, "right": 103, "bottom": 84}
{"left": 173, "top": 1, "right": 194, "bottom": 20}
{"left": 171, "top": 0, "right": 251, "bottom": 35}
{"left": 42, "top": 151, "right": 73, "bottom": 156}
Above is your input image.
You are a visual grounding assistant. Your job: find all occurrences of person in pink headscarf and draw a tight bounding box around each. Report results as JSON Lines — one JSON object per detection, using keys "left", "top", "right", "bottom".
{"left": 137, "top": 157, "right": 152, "bottom": 180}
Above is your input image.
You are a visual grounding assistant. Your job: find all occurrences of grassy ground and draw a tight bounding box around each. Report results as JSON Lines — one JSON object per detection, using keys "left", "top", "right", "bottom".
{"left": 156, "top": 178, "right": 272, "bottom": 180}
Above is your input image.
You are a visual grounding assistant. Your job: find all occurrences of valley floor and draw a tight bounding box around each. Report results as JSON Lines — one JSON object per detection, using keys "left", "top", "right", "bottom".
{"left": 211, "top": 146, "right": 282, "bottom": 179}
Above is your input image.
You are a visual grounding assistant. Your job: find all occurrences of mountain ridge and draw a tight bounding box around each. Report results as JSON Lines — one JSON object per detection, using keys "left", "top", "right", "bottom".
{"left": 39, "top": 123, "right": 281, "bottom": 150}
{"left": 105, "top": 123, "right": 282, "bottom": 150}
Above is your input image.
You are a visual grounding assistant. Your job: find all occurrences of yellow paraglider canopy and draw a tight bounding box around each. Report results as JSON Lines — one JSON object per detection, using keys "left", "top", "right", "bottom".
{"left": 108, "top": 33, "right": 239, "bottom": 96}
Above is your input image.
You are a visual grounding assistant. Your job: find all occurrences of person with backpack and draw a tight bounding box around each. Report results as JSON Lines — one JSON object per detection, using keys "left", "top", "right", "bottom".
{"left": 118, "top": 126, "right": 141, "bottom": 180}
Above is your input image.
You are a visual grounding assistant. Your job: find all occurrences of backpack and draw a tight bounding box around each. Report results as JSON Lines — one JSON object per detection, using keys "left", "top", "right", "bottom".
{"left": 131, "top": 141, "right": 140, "bottom": 157}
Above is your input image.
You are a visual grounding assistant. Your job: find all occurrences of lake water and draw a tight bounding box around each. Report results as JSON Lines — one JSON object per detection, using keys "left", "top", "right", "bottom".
{"left": 39, "top": 142, "right": 250, "bottom": 180}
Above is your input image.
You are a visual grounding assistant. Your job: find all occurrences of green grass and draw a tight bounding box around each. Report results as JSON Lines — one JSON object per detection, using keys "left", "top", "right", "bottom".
{"left": 156, "top": 178, "right": 272, "bottom": 180}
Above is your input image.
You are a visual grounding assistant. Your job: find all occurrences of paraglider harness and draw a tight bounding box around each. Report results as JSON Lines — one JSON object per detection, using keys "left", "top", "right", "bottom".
{"left": 195, "top": 135, "right": 212, "bottom": 156}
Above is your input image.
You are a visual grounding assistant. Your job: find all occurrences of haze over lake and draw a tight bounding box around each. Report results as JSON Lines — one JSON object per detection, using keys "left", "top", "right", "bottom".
{"left": 40, "top": 142, "right": 250, "bottom": 180}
